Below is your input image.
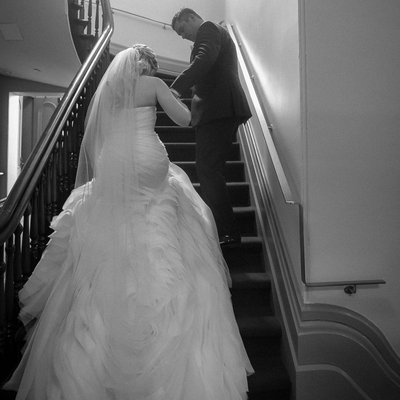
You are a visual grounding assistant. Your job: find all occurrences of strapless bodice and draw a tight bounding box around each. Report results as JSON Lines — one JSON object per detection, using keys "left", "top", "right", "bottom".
{"left": 131, "top": 106, "right": 157, "bottom": 131}
{"left": 95, "top": 105, "right": 169, "bottom": 200}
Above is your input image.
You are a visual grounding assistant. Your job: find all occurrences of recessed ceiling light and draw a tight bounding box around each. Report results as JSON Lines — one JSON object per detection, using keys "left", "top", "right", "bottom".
{"left": 0, "top": 24, "right": 23, "bottom": 41}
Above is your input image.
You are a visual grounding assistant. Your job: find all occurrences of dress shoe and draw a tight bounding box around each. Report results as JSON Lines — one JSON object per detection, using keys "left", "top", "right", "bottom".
{"left": 219, "top": 234, "right": 241, "bottom": 248}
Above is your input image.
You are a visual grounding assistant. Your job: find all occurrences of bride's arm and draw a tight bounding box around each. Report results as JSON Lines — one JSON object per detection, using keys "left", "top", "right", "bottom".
{"left": 155, "top": 78, "right": 191, "bottom": 127}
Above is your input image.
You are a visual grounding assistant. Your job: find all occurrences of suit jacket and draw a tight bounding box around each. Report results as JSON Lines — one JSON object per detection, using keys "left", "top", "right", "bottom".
{"left": 171, "top": 21, "right": 251, "bottom": 127}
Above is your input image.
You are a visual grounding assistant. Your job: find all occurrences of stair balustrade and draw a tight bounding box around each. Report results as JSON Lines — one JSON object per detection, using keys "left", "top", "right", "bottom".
{"left": 0, "top": 0, "right": 113, "bottom": 384}
{"left": 69, "top": 0, "right": 103, "bottom": 62}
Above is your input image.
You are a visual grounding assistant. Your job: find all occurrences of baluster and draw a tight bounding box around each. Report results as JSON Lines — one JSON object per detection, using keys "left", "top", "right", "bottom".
{"left": 72, "top": 115, "right": 80, "bottom": 185}
{"left": 45, "top": 157, "right": 54, "bottom": 224}
{"left": 56, "top": 137, "right": 63, "bottom": 202}
{"left": 13, "top": 224, "right": 24, "bottom": 295}
{"left": 56, "top": 138, "right": 63, "bottom": 203}
{"left": 61, "top": 130, "right": 70, "bottom": 197}
{"left": 59, "top": 133, "right": 69, "bottom": 204}
{"left": 51, "top": 150, "right": 60, "bottom": 215}
{"left": 49, "top": 149, "right": 56, "bottom": 213}
{"left": 65, "top": 121, "right": 75, "bottom": 191}
{"left": 5, "top": 236, "right": 16, "bottom": 356}
{"left": 87, "top": 0, "right": 93, "bottom": 36}
{"left": 30, "top": 189, "right": 40, "bottom": 268}
{"left": 0, "top": 242, "right": 6, "bottom": 358}
{"left": 79, "top": 0, "right": 85, "bottom": 21}
{"left": 38, "top": 177, "right": 49, "bottom": 256}
{"left": 95, "top": 0, "right": 100, "bottom": 38}
{"left": 22, "top": 206, "right": 32, "bottom": 279}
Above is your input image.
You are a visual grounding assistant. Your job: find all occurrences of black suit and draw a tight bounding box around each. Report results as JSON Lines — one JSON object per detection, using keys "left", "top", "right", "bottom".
{"left": 171, "top": 21, "right": 251, "bottom": 238}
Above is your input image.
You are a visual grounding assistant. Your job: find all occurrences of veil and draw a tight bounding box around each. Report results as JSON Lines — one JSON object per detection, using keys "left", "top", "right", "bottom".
{"left": 65, "top": 47, "right": 159, "bottom": 390}
{"left": 75, "top": 47, "right": 142, "bottom": 196}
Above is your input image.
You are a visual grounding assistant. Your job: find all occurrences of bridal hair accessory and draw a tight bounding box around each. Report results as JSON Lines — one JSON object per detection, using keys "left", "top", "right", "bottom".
{"left": 131, "top": 44, "right": 159, "bottom": 76}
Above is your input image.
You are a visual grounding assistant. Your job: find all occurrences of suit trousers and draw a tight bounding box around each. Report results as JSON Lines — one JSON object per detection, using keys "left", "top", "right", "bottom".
{"left": 195, "top": 118, "right": 241, "bottom": 238}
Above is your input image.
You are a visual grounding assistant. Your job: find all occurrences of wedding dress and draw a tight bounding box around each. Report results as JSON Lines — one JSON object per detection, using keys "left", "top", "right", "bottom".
{"left": 5, "top": 48, "right": 253, "bottom": 400}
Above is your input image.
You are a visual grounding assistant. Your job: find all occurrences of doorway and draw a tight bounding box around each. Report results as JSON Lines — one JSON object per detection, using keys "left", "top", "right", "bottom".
{"left": 6, "top": 92, "right": 63, "bottom": 195}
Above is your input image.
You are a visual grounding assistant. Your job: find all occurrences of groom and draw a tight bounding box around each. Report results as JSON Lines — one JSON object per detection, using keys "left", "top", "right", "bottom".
{"left": 170, "top": 8, "right": 251, "bottom": 247}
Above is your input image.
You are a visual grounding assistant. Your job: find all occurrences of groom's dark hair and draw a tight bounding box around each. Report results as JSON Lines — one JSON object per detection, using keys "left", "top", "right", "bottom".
{"left": 171, "top": 8, "right": 202, "bottom": 31}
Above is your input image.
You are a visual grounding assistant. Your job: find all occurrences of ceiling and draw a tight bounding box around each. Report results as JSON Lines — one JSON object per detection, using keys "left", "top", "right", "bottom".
{"left": 0, "top": 0, "right": 81, "bottom": 87}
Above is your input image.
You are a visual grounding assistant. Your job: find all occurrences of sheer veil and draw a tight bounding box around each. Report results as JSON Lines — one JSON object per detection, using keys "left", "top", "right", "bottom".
{"left": 65, "top": 48, "right": 159, "bottom": 392}
{"left": 75, "top": 47, "right": 142, "bottom": 201}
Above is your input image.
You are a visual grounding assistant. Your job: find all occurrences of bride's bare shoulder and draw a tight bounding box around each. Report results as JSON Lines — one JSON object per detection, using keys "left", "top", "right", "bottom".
{"left": 137, "top": 75, "right": 163, "bottom": 85}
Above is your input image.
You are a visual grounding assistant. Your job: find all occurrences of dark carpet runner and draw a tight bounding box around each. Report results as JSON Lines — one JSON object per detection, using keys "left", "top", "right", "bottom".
{"left": 157, "top": 72, "right": 291, "bottom": 399}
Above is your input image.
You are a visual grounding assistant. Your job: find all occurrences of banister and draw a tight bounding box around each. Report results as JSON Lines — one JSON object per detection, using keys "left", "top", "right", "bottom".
{"left": 227, "top": 23, "right": 385, "bottom": 290}
{"left": 226, "top": 24, "right": 296, "bottom": 206}
{"left": 0, "top": 0, "right": 113, "bottom": 244}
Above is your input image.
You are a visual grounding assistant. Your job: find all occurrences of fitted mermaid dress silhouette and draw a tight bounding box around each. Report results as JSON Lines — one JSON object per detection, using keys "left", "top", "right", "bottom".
{"left": 5, "top": 106, "right": 253, "bottom": 399}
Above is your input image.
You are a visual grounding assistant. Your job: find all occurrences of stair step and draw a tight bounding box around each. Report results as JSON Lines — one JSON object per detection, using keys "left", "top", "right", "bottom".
{"left": 70, "top": 3, "right": 83, "bottom": 11}
{"left": 248, "top": 366, "right": 291, "bottom": 400}
{"left": 231, "top": 272, "right": 271, "bottom": 289}
{"left": 166, "top": 142, "right": 241, "bottom": 162}
{"left": 237, "top": 315, "right": 288, "bottom": 375}
{"left": 231, "top": 272, "right": 273, "bottom": 317}
{"left": 156, "top": 126, "right": 195, "bottom": 143}
{"left": 71, "top": 19, "right": 89, "bottom": 35}
{"left": 238, "top": 315, "right": 282, "bottom": 339}
{"left": 234, "top": 207, "right": 258, "bottom": 236}
{"left": 156, "top": 111, "right": 175, "bottom": 126}
{"left": 80, "top": 33, "right": 95, "bottom": 41}
{"left": 157, "top": 125, "right": 240, "bottom": 145}
{"left": 223, "top": 237, "right": 265, "bottom": 272}
{"left": 233, "top": 300, "right": 274, "bottom": 319}
{"left": 192, "top": 182, "right": 250, "bottom": 207}
{"left": 175, "top": 161, "right": 245, "bottom": 182}
{"left": 223, "top": 237, "right": 266, "bottom": 273}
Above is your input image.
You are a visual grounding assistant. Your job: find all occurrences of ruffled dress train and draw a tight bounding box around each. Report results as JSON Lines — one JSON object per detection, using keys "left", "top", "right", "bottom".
{"left": 5, "top": 107, "right": 253, "bottom": 399}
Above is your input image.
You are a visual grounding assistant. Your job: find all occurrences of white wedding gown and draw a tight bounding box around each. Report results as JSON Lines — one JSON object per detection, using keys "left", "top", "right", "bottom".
{"left": 6, "top": 106, "right": 253, "bottom": 400}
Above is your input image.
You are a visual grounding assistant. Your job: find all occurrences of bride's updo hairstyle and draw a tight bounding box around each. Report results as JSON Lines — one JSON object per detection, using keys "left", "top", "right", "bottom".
{"left": 132, "top": 44, "right": 159, "bottom": 76}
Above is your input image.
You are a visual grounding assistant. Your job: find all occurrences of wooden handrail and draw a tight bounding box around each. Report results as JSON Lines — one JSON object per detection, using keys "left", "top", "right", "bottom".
{"left": 0, "top": 0, "right": 113, "bottom": 244}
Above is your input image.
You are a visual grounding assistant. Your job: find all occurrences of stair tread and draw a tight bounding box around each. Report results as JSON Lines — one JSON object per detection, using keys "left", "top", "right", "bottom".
{"left": 237, "top": 315, "right": 282, "bottom": 337}
{"left": 231, "top": 272, "right": 271, "bottom": 289}
{"left": 73, "top": 19, "right": 88, "bottom": 26}
{"left": 156, "top": 125, "right": 193, "bottom": 130}
{"left": 70, "top": 3, "right": 83, "bottom": 10}
{"left": 248, "top": 364, "right": 291, "bottom": 394}
{"left": 175, "top": 160, "right": 244, "bottom": 165}
{"left": 192, "top": 181, "right": 248, "bottom": 187}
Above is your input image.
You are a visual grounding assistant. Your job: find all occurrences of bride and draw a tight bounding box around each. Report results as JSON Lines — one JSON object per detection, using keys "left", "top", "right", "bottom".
{"left": 4, "top": 44, "right": 253, "bottom": 400}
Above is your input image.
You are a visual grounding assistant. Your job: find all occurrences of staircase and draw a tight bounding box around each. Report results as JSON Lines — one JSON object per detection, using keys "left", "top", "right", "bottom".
{"left": 0, "top": 69, "right": 292, "bottom": 400}
{"left": 156, "top": 72, "right": 292, "bottom": 399}
{"left": 68, "top": 0, "right": 101, "bottom": 62}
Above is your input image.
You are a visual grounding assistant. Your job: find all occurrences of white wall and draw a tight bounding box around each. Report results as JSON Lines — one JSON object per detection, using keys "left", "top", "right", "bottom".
{"left": 302, "top": 0, "right": 400, "bottom": 354}
{"left": 227, "top": 0, "right": 400, "bottom": 356}
{"left": 110, "top": 0, "right": 225, "bottom": 70}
